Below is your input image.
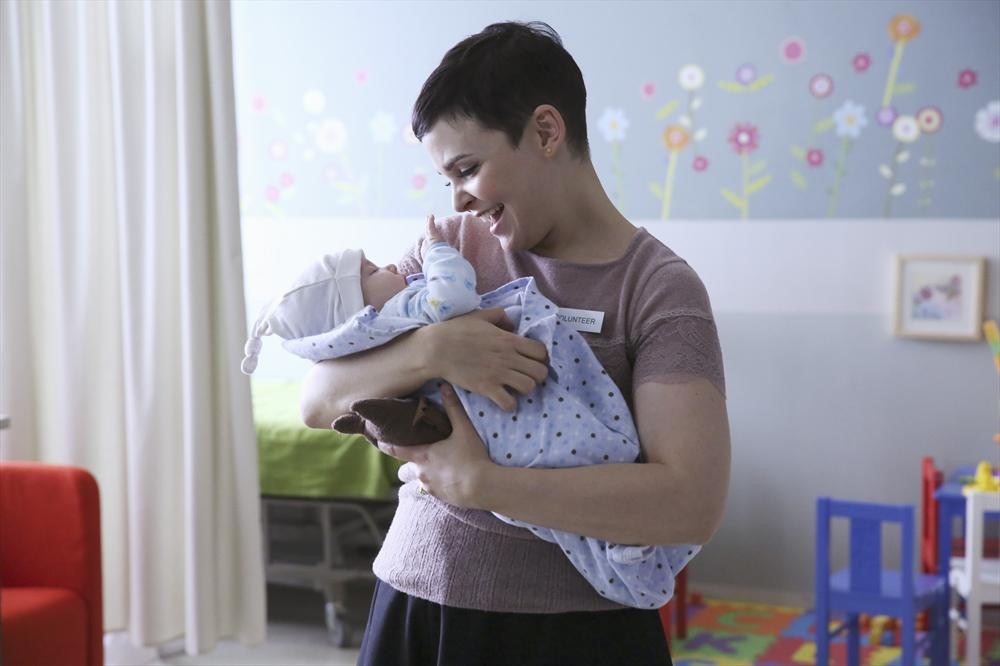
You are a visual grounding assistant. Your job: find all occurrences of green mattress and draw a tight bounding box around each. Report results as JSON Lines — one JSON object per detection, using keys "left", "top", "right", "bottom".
{"left": 252, "top": 379, "right": 403, "bottom": 499}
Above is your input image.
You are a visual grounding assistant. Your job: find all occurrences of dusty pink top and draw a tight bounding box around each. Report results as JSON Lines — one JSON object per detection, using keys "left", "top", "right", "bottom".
{"left": 373, "top": 213, "right": 725, "bottom": 612}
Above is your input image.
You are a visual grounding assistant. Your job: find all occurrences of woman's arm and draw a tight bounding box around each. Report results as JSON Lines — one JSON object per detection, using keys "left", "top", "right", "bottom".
{"left": 300, "top": 308, "right": 550, "bottom": 428}
{"left": 401, "top": 378, "right": 730, "bottom": 546}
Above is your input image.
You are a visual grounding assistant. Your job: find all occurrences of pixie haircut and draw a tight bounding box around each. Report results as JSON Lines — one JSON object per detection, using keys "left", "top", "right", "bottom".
{"left": 412, "top": 21, "right": 590, "bottom": 160}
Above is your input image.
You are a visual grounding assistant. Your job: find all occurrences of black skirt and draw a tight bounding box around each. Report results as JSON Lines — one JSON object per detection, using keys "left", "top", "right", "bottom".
{"left": 357, "top": 579, "right": 674, "bottom": 666}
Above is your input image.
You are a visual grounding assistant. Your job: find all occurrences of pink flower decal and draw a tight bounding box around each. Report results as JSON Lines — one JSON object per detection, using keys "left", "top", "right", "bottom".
{"left": 641, "top": 82, "right": 656, "bottom": 99}
{"left": 958, "top": 69, "right": 977, "bottom": 89}
{"left": 728, "top": 123, "right": 759, "bottom": 155}
{"left": 411, "top": 173, "right": 427, "bottom": 190}
{"left": 692, "top": 155, "right": 709, "bottom": 172}
{"left": 265, "top": 185, "right": 280, "bottom": 202}
{"left": 355, "top": 70, "right": 369, "bottom": 85}
{"left": 780, "top": 37, "right": 806, "bottom": 64}
{"left": 806, "top": 148, "right": 824, "bottom": 167}
{"left": 251, "top": 95, "right": 267, "bottom": 113}
{"left": 279, "top": 172, "right": 295, "bottom": 188}
{"left": 916, "top": 106, "right": 943, "bottom": 134}
{"left": 852, "top": 53, "right": 871, "bottom": 73}
{"left": 809, "top": 74, "right": 833, "bottom": 98}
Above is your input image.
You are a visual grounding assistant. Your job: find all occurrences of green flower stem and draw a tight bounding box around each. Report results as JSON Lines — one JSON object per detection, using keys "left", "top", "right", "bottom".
{"left": 881, "top": 41, "right": 906, "bottom": 108}
{"left": 661, "top": 149, "right": 679, "bottom": 220}
{"left": 612, "top": 140, "right": 625, "bottom": 211}
{"left": 827, "top": 137, "right": 852, "bottom": 217}
{"left": 740, "top": 152, "right": 749, "bottom": 220}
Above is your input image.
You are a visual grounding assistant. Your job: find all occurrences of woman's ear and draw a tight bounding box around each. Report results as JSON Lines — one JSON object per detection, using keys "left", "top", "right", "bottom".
{"left": 531, "top": 104, "right": 565, "bottom": 157}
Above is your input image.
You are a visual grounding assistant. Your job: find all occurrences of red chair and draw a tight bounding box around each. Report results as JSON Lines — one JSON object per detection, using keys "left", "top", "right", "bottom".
{"left": 921, "top": 456, "right": 945, "bottom": 574}
{"left": 658, "top": 566, "right": 688, "bottom": 640}
{"left": 0, "top": 462, "right": 103, "bottom": 666}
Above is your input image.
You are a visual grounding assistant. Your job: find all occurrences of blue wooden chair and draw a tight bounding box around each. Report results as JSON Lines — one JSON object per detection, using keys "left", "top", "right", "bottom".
{"left": 814, "top": 497, "right": 949, "bottom": 665}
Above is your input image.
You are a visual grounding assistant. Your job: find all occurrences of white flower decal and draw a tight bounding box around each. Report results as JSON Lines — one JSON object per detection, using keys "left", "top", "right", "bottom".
{"left": 975, "top": 100, "right": 1000, "bottom": 143}
{"left": 891, "top": 115, "right": 920, "bottom": 143}
{"left": 316, "top": 118, "right": 348, "bottom": 153}
{"left": 598, "top": 108, "right": 629, "bottom": 142}
{"left": 369, "top": 112, "right": 396, "bottom": 144}
{"left": 678, "top": 65, "right": 705, "bottom": 92}
{"left": 833, "top": 101, "right": 868, "bottom": 139}
{"left": 302, "top": 89, "right": 326, "bottom": 115}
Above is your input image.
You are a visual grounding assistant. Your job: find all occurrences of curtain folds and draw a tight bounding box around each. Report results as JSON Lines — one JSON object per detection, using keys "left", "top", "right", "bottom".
{"left": 0, "top": 0, "right": 265, "bottom": 654}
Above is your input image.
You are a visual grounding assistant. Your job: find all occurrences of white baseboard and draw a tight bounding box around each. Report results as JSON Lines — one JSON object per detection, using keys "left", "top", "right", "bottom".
{"left": 688, "top": 580, "right": 813, "bottom": 609}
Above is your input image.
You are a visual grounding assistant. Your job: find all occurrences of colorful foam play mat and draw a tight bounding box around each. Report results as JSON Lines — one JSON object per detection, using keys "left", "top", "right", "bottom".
{"left": 670, "top": 597, "right": 1000, "bottom": 665}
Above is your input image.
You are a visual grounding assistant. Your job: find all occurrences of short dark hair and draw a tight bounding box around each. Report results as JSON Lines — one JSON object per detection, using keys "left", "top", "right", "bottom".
{"left": 412, "top": 21, "right": 590, "bottom": 160}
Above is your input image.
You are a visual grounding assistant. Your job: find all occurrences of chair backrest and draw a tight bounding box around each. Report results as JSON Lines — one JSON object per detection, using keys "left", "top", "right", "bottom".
{"left": 816, "top": 497, "right": 916, "bottom": 602}
{"left": 921, "top": 456, "right": 944, "bottom": 572}
{"left": 962, "top": 490, "right": 1000, "bottom": 582}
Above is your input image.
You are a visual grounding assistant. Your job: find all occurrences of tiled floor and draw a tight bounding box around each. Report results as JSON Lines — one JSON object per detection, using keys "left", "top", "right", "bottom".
{"left": 161, "top": 584, "right": 366, "bottom": 666}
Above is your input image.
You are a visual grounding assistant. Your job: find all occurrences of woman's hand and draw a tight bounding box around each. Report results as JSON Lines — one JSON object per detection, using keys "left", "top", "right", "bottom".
{"left": 380, "top": 384, "right": 496, "bottom": 508}
{"left": 420, "top": 308, "right": 549, "bottom": 411}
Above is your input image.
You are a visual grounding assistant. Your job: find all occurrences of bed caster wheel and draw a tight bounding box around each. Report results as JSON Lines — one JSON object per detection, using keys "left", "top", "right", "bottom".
{"left": 324, "top": 601, "right": 349, "bottom": 648}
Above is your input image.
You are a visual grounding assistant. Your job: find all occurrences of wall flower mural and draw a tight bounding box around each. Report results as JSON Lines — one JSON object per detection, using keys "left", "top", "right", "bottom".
{"left": 915, "top": 106, "right": 943, "bottom": 211}
{"left": 722, "top": 122, "right": 771, "bottom": 220}
{"left": 790, "top": 74, "right": 835, "bottom": 191}
{"left": 828, "top": 101, "right": 868, "bottom": 216}
{"left": 881, "top": 114, "right": 921, "bottom": 217}
{"left": 878, "top": 14, "right": 920, "bottom": 123}
{"left": 233, "top": 3, "right": 999, "bottom": 221}
{"left": 650, "top": 64, "right": 709, "bottom": 219}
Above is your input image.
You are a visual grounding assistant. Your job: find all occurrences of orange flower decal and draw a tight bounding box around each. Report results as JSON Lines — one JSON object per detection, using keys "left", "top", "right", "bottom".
{"left": 662, "top": 125, "right": 691, "bottom": 152}
{"left": 888, "top": 14, "right": 921, "bottom": 43}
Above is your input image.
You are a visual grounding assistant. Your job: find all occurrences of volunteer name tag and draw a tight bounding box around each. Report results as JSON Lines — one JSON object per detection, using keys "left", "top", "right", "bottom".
{"left": 556, "top": 308, "right": 605, "bottom": 334}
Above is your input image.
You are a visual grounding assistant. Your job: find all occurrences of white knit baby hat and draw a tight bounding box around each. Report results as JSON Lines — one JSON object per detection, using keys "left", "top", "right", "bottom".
{"left": 241, "top": 249, "right": 365, "bottom": 374}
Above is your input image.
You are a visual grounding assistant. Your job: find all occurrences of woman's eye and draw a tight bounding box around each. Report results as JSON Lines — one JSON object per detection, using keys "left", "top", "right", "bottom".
{"left": 444, "top": 165, "right": 478, "bottom": 187}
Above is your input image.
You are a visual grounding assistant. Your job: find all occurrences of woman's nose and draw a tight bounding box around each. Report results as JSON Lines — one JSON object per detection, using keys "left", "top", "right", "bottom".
{"left": 387, "top": 264, "right": 398, "bottom": 274}
{"left": 452, "top": 185, "right": 474, "bottom": 213}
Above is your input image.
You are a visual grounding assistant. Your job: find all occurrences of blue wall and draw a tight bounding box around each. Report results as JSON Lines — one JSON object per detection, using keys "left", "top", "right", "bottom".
{"left": 232, "top": 0, "right": 1000, "bottom": 220}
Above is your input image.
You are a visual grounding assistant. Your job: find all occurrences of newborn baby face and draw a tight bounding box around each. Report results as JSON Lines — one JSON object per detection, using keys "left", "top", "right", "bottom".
{"left": 360, "top": 256, "right": 407, "bottom": 310}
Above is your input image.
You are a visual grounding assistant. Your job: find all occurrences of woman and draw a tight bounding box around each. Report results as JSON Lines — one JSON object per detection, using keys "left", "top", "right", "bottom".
{"left": 301, "top": 21, "right": 730, "bottom": 666}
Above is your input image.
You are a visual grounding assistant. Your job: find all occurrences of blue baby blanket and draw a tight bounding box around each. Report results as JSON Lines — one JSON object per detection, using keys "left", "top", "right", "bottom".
{"left": 285, "top": 276, "right": 699, "bottom": 608}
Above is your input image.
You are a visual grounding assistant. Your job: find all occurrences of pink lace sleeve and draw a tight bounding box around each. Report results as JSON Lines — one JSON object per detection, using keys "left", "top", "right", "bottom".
{"left": 632, "top": 313, "right": 726, "bottom": 398}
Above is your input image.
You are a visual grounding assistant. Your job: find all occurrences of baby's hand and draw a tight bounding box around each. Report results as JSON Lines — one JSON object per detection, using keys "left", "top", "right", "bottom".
{"left": 425, "top": 214, "right": 442, "bottom": 244}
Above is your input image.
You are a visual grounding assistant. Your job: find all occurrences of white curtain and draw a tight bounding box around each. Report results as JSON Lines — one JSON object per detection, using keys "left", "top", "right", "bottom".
{"left": 0, "top": 0, "right": 265, "bottom": 655}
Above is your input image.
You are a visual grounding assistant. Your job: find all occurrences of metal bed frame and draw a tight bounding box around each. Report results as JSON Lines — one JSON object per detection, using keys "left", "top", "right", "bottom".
{"left": 261, "top": 493, "right": 397, "bottom": 646}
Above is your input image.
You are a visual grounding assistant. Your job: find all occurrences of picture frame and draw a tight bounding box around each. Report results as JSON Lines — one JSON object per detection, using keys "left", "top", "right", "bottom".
{"left": 894, "top": 254, "right": 986, "bottom": 341}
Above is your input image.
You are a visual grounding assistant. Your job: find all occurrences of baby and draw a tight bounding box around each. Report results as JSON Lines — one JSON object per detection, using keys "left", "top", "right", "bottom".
{"left": 240, "top": 215, "right": 699, "bottom": 609}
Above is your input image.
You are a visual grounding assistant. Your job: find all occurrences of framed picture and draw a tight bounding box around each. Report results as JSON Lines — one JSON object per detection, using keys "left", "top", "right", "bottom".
{"left": 894, "top": 254, "right": 986, "bottom": 341}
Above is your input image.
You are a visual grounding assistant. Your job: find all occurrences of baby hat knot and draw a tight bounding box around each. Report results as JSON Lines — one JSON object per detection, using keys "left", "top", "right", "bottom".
{"left": 239, "top": 249, "right": 364, "bottom": 375}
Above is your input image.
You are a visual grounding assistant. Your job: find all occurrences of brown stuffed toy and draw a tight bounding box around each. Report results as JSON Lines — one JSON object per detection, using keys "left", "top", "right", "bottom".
{"left": 332, "top": 395, "right": 452, "bottom": 447}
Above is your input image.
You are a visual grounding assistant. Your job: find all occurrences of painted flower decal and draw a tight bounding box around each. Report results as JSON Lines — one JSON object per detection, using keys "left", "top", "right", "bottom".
{"left": 269, "top": 141, "right": 288, "bottom": 160}
{"left": 735, "top": 64, "right": 757, "bottom": 85}
{"left": 780, "top": 37, "right": 806, "bottom": 64}
{"left": 598, "top": 108, "right": 629, "bottom": 142}
{"left": 891, "top": 115, "right": 920, "bottom": 143}
{"left": 958, "top": 69, "right": 978, "bottom": 89}
{"left": 833, "top": 101, "right": 868, "bottom": 138}
{"left": 852, "top": 53, "right": 871, "bottom": 73}
{"left": 877, "top": 107, "right": 898, "bottom": 127}
{"left": 975, "top": 100, "right": 1000, "bottom": 143}
{"left": 662, "top": 125, "right": 691, "bottom": 152}
{"left": 678, "top": 65, "right": 705, "bottom": 92}
{"left": 692, "top": 155, "right": 709, "bottom": 172}
{"left": 369, "top": 112, "right": 397, "bottom": 144}
{"left": 728, "top": 123, "right": 759, "bottom": 154}
{"left": 302, "top": 89, "right": 326, "bottom": 115}
{"left": 888, "top": 14, "right": 921, "bottom": 43}
{"left": 641, "top": 82, "right": 657, "bottom": 99}
{"left": 809, "top": 74, "right": 833, "bottom": 98}
{"left": 316, "top": 118, "right": 348, "bottom": 153}
{"left": 251, "top": 95, "right": 267, "bottom": 113}
{"left": 916, "top": 107, "right": 943, "bottom": 134}
{"left": 806, "top": 149, "right": 824, "bottom": 167}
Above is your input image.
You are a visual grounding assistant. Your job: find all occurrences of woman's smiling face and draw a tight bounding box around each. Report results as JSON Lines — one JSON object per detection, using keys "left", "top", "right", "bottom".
{"left": 423, "top": 116, "right": 553, "bottom": 253}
